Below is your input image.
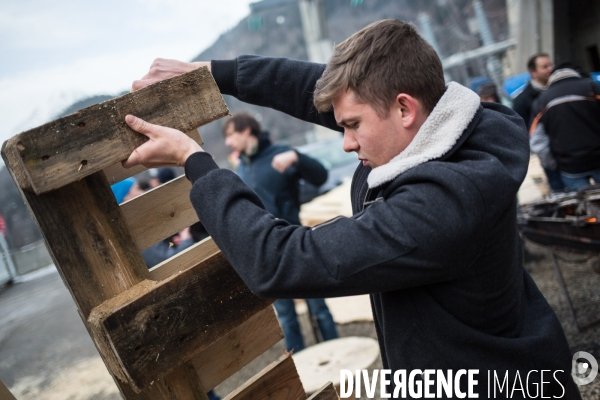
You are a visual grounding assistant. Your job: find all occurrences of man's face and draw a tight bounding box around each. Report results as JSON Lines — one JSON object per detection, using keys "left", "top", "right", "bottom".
{"left": 332, "top": 90, "right": 416, "bottom": 169}
{"left": 224, "top": 123, "right": 251, "bottom": 153}
{"left": 531, "top": 56, "right": 553, "bottom": 86}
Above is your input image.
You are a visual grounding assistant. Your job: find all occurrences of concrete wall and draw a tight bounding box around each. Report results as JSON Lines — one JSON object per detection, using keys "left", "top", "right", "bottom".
{"left": 11, "top": 241, "right": 53, "bottom": 276}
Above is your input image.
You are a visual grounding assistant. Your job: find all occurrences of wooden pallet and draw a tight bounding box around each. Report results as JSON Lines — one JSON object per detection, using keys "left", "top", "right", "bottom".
{"left": 1, "top": 67, "right": 339, "bottom": 400}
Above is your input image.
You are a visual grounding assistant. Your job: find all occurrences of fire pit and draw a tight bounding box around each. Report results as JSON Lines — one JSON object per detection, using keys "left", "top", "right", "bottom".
{"left": 518, "top": 185, "right": 600, "bottom": 332}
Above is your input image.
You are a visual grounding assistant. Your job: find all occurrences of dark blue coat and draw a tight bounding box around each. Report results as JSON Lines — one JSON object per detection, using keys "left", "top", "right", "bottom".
{"left": 237, "top": 134, "right": 327, "bottom": 225}
{"left": 184, "top": 56, "right": 580, "bottom": 398}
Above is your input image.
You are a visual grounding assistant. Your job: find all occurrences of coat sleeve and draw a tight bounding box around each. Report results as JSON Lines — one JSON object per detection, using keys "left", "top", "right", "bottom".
{"left": 211, "top": 56, "right": 342, "bottom": 133}
{"left": 186, "top": 153, "right": 487, "bottom": 299}
{"left": 294, "top": 151, "right": 328, "bottom": 187}
{"left": 530, "top": 122, "right": 557, "bottom": 170}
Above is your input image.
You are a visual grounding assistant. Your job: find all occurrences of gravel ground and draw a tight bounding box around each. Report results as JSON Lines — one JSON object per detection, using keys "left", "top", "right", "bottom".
{"left": 1, "top": 239, "right": 598, "bottom": 399}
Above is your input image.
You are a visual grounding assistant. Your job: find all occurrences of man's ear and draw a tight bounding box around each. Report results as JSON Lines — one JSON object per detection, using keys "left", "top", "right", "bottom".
{"left": 394, "top": 94, "right": 421, "bottom": 129}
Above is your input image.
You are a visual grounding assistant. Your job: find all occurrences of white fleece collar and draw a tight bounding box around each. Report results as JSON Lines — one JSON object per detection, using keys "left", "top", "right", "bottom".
{"left": 547, "top": 69, "right": 581, "bottom": 86}
{"left": 367, "top": 82, "right": 481, "bottom": 188}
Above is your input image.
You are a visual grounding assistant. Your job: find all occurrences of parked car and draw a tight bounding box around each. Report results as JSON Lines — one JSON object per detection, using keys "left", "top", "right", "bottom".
{"left": 296, "top": 136, "right": 359, "bottom": 204}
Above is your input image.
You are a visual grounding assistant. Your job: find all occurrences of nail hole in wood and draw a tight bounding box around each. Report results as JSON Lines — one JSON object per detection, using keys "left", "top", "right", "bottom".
{"left": 78, "top": 122, "right": 86, "bottom": 127}
{"left": 42, "top": 155, "right": 50, "bottom": 161}
{"left": 81, "top": 160, "right": 88, "bottom": 166}
{"left": 170, "top": 212, "right": 175, "bottom": 218}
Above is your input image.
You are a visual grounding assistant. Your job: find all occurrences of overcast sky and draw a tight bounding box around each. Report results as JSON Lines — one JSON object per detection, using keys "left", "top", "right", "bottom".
{"left": 0, "top": 0, "right": 255, "bottom": 160}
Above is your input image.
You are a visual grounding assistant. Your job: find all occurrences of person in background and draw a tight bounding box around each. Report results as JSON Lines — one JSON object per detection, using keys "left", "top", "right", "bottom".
{"left": 223, "top": 112, "right": 339, "bottom": 352}
{"left": 110, "top": 177, "right": 136, "bottom": 204}
{"left": 513, "top": 53, "right": 553, "bottom": 126}
{"left": 513, "top": 53, "right": 565, "bottom": 192}
{"left": 530, "top": 61, "right": 600, "bottom": 191}
{"left": 150, "top": 167, "right": 176, "bottom": 188}
{"left": 477, "top": 82, "right": 500, "bottom": 103}
{"left": 470, "top": 76, "right": 500, "bottom": 103}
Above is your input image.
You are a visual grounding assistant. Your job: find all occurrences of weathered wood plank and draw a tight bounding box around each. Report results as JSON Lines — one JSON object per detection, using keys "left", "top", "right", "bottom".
{"left": 88, "top": 251, "right": 274, "bottom": 393}
{"left": 121, "top": 175, "right": 197, "bottom": 250}
{"left": 223, "top": 353, "right": 306, "bottom": 400}
{"left": 192, "top": 306, "right": 284, "bottom": 390}
{"left": 0, "top": 162, "right": 207, "bottom": 399}
{"left": 149, "top": 237, "right": 220, "bottom": 281}
{"left": 307, "top": 383, "right": 339, "bottom": 400}
{"left": 103, "top": 129, "right": 203, "bottom": 185}
{"left": 0, "top": 379, "right": 17, "bottom": 400}
{"left": 2, "top": 66, "right": 228, "bottom": 194}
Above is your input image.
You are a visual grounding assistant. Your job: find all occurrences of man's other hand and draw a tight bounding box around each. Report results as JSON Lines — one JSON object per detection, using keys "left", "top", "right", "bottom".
{"left": 132, "top": 59, "right": 211, "bottom": 91}
{"left": 271, "top": 150, "right": 299, "bottom": 173}
{"left": 123, "top": 115, "right": 203, "bottom": 169}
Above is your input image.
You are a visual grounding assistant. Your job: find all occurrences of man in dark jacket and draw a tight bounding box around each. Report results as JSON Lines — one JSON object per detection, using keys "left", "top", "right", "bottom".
{"left": 223, "top": 111, "right": 338, "bottom": 352}
{"left": 125, "top": 20, "right": 580, "bottom": 398}
{"left": 513, "top": 53, "right": 565, "bottom": 192}
{"left": 530, "top": 62, "right": 600, "bottom": 191}
{"left": 513, "top": 53, "right": 553, "bottom": 127}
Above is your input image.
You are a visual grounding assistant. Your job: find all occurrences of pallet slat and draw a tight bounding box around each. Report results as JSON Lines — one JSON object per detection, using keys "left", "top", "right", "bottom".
{"left": 88, "top": 251, "right": 274, "bottom": 393}
{"left": 121, "top": 175, "right": 197, "bottom": 250}
{"left": 223, "top": 353, "right": 306, "bottom": 400}
{"left": 0, "top": 379, "right": 16, "bottom": 400}
{"left": 104, "top": 130, "right": 203, "bottom": 185}
{"left": 2, "top": 66, "right": 228, "bottom": 194}
{"left": 148, "top": 237, "right": 220, "bottom": 281}
{"left": 307, "top": 383, "right": 339, "bottom": 400}
{"left": 192, "top": 306, "right": 283, "bottom": 390}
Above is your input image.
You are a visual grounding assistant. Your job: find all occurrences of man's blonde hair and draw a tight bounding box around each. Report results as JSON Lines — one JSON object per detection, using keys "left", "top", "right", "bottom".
{"left": 314, "top": 19, "right": 446, "bottom": 118}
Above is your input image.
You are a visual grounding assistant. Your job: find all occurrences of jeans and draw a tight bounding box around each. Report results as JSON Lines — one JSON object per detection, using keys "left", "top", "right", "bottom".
{"left": 560, "top": 170, "right": 600, "bottom": 191}
{"left": 544, "top": 167, "right": 566, "bottom": 192}
{"left": 273, "top": 298, "right": 338, "bottom": 352}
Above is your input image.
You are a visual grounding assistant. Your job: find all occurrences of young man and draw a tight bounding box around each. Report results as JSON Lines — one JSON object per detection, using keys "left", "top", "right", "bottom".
{"left": 223, "top": 112, "right": 338, "bottom": 352}
{"left": 125, "top": 20, "right": 580, "bottom": 398}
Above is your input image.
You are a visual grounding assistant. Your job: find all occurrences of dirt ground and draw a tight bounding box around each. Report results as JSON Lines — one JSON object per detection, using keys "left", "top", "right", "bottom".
{"left": 0, "top": 239, "right": 599, "bottom": 399}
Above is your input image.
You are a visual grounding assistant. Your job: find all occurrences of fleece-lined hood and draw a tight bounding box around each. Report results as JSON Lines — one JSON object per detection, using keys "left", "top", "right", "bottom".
{"left": 367, "top": 82, "right": 481, "bottom": 188}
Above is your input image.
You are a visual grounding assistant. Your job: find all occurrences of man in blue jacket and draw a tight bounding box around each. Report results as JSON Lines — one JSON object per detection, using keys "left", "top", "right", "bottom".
{"left": 124, "top": 19, "right": 580, "bottom": 398}
{"left": 223, "top": 111, "right": 338, "bottom": 352}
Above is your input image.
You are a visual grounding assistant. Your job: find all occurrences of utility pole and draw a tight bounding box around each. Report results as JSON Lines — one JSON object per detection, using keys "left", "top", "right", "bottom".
{"left": 473, "top": 0, "right": 504, "bottom": 89}
{"left": 417, "top": 12, "right": 452, "bottom": 83}
{"left": 298, "top": 0, "right": 338, "bottom": 140}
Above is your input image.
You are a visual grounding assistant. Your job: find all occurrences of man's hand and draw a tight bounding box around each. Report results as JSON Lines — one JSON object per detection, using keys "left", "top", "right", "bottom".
{"left": 123, "top": 115, "right": 203, "bottom": 169}
{"left": 271, "top": 150, "right": 299, "bottom": 173}
{"left": 132, "top": 59, "right": 211, "bottom": 91}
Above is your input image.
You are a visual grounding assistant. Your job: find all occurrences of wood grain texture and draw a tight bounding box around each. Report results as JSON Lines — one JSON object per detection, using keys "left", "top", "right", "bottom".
{"left": 0, "top": 165, "right": 207, "bottom": 399}
{"left": 148, "top": 237, "right": 220, "bottom": 281}
{"left": 307, "top": 383, "right": 339, "bottom": 400}
{"left": 2, "top": 66, "right": 228, "bottom": 194}
{"left": 223, "top": 353, "right": 306, "bottom": 400}
{"left": 89, "top": 251, "right": 274, "bottom": 393}
{"left": 121, "top": 175, "right": 198, "bottom": 250}
{"left": 103, "top": 129, "right": 203, "bottom": 185}
{"left": 192, "top": 306, "right": 284, "bottom": 390}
